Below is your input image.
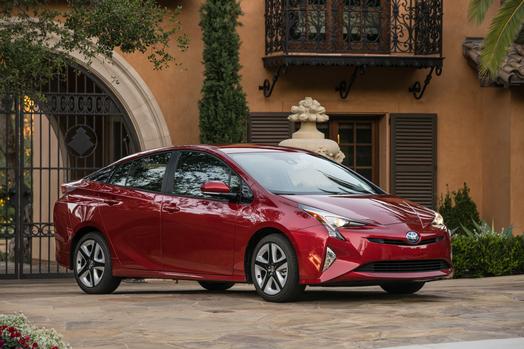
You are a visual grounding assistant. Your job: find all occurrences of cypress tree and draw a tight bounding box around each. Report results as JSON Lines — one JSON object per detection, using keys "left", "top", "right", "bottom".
{"left": 199, "top": 0, "right": 249, "bottom": 144}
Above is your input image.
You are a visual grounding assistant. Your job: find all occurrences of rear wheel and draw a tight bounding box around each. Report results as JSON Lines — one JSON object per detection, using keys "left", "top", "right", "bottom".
{"left": 251, "top": 234, "right": 304, "bottom": 302}
{"left": 198, "top": 281, "right": 235, "bottom": 291}
{"left": 73, "top": 232, "right": 121, "bottom": 294}
{"left": 381, "top": 282, "right": 425, "bottom": 294}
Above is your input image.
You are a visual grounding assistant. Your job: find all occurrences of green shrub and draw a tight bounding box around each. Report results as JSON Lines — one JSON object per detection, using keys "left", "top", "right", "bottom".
{"left": 0, "top": 313, "right": 70, "bottom": 349}
{"left": 438, "top": 183, "right": 480, "bottom": 234}
{"left": 199, "top": 0, "right": 249, "bottom": 144}
{"left": 452, "top": 220, "right": 524, "bottom": 277}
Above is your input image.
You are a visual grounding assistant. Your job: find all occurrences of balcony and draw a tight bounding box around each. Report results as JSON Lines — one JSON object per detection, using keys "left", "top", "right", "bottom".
{"left": 261, "top": 0, "right": 444, "bottom": 98}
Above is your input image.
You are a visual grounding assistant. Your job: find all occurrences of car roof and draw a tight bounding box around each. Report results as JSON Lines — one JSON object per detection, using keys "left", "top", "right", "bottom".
{"left": 112, "top": 144, "right": 304, "bottom": 164}
{"left": 217, "top": 144, "right": 304, "bottom": 154}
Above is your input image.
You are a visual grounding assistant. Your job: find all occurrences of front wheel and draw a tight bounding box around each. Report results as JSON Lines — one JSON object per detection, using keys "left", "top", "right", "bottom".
{"left": 251, "top": 234, "right": 304, "bottom": 302}
{"left": 73, "top": 232, "right": 121, "bottom": 294}
{"left": 381, "top": 282, "right": 425, "bottom": 294}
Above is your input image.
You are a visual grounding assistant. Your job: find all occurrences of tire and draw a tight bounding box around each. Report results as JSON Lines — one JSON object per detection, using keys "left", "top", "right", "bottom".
{"left": 381, "top": 281, "right": 425, "bottom": 295}
{"left": 73, "top": 232, "right": 121, "bottom": 294}
{"left": 198, "top": 281, "right": 235, "bottom": 291}
{"left": 251, "top": 234, "right": 305, "bottom": 302}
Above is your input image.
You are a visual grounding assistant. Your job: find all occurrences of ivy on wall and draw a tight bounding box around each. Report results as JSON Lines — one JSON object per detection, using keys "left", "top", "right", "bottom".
{"left": 199, "top": 0, "right": 249, "bottom": 144}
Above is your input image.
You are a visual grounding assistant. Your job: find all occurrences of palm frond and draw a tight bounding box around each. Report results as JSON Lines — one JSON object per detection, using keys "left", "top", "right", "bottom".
{"left": 480, "top": 0, "right": 524, "bottom": 78}
{"left": 468, "top": 0, "right": 496, "bottom": 24}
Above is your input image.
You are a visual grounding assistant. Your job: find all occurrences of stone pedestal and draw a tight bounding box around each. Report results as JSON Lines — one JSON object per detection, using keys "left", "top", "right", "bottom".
{"left": 279, "top": 97, "right": 345, "bottom": 163}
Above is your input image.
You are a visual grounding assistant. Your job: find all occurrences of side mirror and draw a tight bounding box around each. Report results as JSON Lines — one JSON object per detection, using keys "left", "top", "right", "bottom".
{"left": 201, "top": 181, "right": 238, "bottom": 200}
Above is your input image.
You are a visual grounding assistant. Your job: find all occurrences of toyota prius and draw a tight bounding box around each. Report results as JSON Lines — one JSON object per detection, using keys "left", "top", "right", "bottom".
{"left": 54, "top": 145, "right": 452, "bottom": 302}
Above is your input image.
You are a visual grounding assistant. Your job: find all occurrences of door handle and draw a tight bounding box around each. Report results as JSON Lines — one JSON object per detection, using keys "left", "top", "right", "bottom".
{"left": 163, "top": 203, "right": 180, "bottom": 213}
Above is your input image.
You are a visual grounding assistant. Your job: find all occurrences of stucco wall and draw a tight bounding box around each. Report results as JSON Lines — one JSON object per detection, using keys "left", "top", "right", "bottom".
{"left": 114, "top": 1, "right": 520, "bottom": 230}
{"left": 120, "top": 0, "right": 204, "bottom": 145}
{"left": 510, "top": 89, "right": 524, "bottom": 234}
{"left": 480, "top": 88, "right": 511, "bottom": 231}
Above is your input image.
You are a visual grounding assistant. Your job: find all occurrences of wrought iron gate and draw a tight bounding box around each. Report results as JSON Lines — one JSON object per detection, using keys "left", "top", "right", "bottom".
{"left": 0, "top": 65, "right": 140, "bottom": 278}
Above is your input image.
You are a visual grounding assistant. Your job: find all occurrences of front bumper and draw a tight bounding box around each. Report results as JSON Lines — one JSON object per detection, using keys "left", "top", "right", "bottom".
{"left": 291, "top": 223, "right": 453, "bottom": 285}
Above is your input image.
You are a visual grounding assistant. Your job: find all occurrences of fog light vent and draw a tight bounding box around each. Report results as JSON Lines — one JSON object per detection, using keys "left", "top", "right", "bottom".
{"left": 323, "top": 247, "right": 336, "bottom": 272}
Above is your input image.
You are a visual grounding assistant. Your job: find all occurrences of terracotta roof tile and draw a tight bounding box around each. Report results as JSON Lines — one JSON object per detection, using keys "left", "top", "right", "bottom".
{"left": 463, "top": 37, "right": 524, "bottom": 87}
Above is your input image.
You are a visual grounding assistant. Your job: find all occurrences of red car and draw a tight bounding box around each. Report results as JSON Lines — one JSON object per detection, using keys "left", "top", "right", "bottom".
{"left": 54, "top": 145, "right": 452, "bottom": 302}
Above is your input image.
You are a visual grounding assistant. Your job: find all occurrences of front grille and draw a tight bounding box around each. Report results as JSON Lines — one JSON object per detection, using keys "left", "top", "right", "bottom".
{"left": 367, "top": 237, "right": 443, "bottom": 246}
{"left": 356, "top": 259, "right": 450, "bottom": 273}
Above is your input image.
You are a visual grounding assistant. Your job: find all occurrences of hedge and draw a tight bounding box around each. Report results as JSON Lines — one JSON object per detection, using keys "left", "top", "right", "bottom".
{"left": 452, "top": 233, "right": 524, "bottom": 278}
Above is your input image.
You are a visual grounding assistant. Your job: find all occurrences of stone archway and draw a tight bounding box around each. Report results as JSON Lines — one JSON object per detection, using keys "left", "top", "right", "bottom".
{"left": 69, "top": 51, "right": 171, "bottom": 150}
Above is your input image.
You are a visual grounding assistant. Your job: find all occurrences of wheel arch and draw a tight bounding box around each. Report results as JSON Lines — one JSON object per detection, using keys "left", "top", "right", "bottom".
{"left": 69, "top": 225, "right": 112, "bottom": 269}
{"left": 243, "top": 227, "right": 298, "bottom": 284}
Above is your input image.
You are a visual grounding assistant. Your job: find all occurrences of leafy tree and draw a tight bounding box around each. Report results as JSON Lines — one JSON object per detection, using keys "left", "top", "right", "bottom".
{"left": 199, "top": 0, "right": 249, "bottom": 144}
{"left": 0, "top": 0, "right": 189, "bottom": 99}
{"left": 468, "top": 0, "right": 524, "bottom": 78}
{"left": 438, "top": 183, "right": 481, "bottom": 234}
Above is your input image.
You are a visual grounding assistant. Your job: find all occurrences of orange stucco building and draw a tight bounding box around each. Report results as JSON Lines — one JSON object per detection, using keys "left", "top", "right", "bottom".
{"left": 114, "top": 0, "right": 523, "bottom": 232}
{"left": 1, "top": 0, "right": 523, "bottom": 278}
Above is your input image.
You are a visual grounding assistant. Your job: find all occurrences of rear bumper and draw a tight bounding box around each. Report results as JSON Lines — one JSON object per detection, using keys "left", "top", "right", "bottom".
{"left": 291, "top": 223, "right": 453, "bottom": 285}
{"left": 54, "top": 200, "right": 72, "bottom": 269}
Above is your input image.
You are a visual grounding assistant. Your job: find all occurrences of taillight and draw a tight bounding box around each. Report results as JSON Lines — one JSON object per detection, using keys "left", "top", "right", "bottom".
{"left": 61, "top": 180, "right": 83, "bottom": 194}
{"left": 61, "top": 184, "right": 73, "bottom": 194}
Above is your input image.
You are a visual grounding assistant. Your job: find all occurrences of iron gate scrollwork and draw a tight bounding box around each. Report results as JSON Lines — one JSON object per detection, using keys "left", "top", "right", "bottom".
{"left": 0, "top": 65, "right": 140, "bottom": 279}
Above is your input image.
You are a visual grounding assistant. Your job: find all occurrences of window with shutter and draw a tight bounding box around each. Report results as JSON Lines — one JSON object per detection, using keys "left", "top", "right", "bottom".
{"left": 390, "top": 114, "right": 437, "bottom": 209}
{"left": 248, "top": 113, "right": 380, "bottom": 184}
{"left": 248, "top": 113, "right": 292, "bottom": 145}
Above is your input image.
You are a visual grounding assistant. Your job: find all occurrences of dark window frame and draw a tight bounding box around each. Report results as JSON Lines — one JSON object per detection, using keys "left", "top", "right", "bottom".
{"left": 286, "top": 0, "right": 391, "bottom": 53}
{"left": 327, "top": 116, "right": 380, "bottom": 184}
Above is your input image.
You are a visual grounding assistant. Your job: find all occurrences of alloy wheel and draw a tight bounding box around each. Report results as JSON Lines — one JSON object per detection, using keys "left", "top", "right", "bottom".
{"left": 76, "top": 239, "right": 106, "bottom": 288}
{"left": 254, "top": 242, "right": 288, "bottom": 295}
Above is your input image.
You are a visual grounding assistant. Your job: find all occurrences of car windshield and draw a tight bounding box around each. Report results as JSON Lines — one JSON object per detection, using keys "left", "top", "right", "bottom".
{"left": 229, "top": 151, "right": 380, "bottom": 195}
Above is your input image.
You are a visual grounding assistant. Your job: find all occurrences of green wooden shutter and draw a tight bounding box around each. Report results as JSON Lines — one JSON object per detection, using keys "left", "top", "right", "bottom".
{"left": 248, "top": 113, "right": 292, "bottom": 145}
{"left": 390, "top": 114, "right": 437, "bottom": 208}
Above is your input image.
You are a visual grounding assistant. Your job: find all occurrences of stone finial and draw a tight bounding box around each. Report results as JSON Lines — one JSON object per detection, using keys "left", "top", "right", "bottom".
{"left": 288, "top": 97, "right": 329, "bottom": 123}
{"left": 279, "top": 97, "right": 345, "bottom": 163}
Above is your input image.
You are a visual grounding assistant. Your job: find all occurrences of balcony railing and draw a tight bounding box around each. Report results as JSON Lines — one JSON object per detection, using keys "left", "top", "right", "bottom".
{"left": 264, "top": 0, "right": 443, "bottom": 57}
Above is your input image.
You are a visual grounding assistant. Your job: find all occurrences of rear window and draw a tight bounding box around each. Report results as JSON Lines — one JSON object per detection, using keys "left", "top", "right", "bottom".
{"left": 109, "top": 162, "right": 133, "bottom": 187}
{"left": 86, "top": 166, "right": 114, "bottom": 183}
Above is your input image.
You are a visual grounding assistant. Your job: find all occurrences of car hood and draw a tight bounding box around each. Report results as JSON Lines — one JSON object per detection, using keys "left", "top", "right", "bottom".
{"left": 282, "top": 194, "right": 436, "bottom": 228}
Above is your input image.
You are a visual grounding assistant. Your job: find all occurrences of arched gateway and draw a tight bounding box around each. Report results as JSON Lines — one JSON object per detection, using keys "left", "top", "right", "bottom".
{"left": 0, "top": 57, "right": 168, "bottom": 278}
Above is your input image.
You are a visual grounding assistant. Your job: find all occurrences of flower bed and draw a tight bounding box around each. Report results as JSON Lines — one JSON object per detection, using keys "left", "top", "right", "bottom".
{"left": 0, "top": 314, "right": 69, "bottom": 349}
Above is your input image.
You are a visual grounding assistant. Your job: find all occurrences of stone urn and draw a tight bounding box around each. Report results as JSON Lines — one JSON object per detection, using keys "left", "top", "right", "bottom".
{"left": 279, "top": 97, "right": 345, "bottom": 163}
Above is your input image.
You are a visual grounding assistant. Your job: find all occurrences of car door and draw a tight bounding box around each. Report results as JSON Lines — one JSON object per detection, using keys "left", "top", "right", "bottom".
{"left": 96, "top": 152, "right": 171, "bottom": 270}
{"left": 160, "top": 151, "right": 244, "bottom": 275}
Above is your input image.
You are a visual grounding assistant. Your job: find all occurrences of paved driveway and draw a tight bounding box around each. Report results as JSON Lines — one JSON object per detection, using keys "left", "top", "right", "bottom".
{"left": 1, "top": 276, "right": 523, "bottom": 349}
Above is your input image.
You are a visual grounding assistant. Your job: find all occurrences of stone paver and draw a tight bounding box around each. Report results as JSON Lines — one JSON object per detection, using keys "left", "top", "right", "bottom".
{"left": 0, "top": 276, "right": 523, "bottom": 349}
{"left": 382, "top": 338, "right": 524, "bottom": 349}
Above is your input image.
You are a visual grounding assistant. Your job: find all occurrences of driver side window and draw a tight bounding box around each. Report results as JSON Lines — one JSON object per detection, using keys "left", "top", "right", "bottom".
{"left": 173, "top": 151, "right": 241, "bottom": 198}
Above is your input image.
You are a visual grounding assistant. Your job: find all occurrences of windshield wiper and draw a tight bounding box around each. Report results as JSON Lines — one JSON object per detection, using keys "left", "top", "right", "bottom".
{"left": 319, "top": 188, "right": 351, "bottom": 195}
{"left": 319, "top": 171, "right": 374, "bottom": 194}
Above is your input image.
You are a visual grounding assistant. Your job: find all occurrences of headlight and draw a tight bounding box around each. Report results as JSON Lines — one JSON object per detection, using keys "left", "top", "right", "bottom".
{"left": 300, "top": 204, "right": 365, "bottom": 240}
{"left": 432, "top": 212, "right": 447, "bottom": 231}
